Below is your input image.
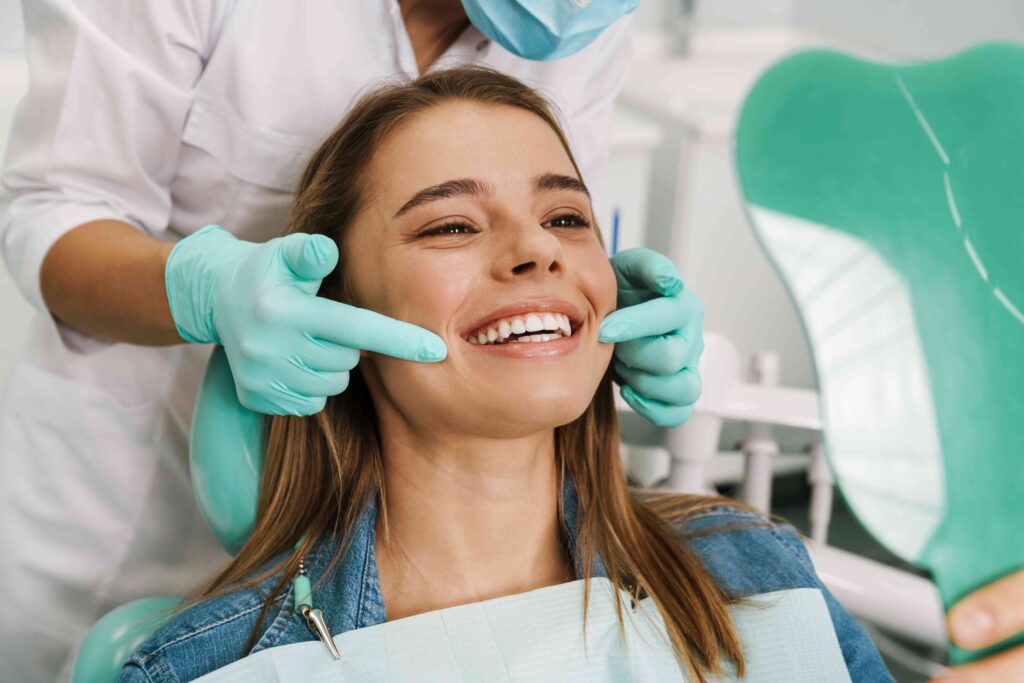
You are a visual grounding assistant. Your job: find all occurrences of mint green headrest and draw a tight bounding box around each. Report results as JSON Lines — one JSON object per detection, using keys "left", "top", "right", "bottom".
{"left": 190, "top": 346, "right": 264, "bottom": 555}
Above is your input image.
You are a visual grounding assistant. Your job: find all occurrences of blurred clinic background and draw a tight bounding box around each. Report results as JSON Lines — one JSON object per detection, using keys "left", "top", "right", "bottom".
{"left": 2, "top": 2, "right": 1023, "bottom": 681}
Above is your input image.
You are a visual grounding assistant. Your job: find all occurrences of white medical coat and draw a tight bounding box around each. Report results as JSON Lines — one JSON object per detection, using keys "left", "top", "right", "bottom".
{"left": 0, "top": 2, "right": 632, "bottom": 681}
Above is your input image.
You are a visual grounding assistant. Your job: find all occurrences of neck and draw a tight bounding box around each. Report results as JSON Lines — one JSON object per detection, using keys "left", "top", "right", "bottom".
{"left": 374, "top": 420, "right": 572, "bottom": 620}
{"left": 398, "top": 0, "right": 465, "bottom": 22}
{"left": 398, "top": 0, "right": 470, "bottom": 73}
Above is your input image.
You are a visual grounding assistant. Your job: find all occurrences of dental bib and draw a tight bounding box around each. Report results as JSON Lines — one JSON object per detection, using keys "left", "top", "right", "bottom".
{"left": 195, "top": 579, "right": 850, "bottom": 682}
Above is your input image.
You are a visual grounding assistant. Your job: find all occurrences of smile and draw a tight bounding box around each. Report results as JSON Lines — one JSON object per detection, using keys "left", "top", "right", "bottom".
{"left": 467, "top": 311, "right": 575, "bottom": 345}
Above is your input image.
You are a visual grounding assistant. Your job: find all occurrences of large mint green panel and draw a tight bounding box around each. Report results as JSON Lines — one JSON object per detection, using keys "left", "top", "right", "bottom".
{"left": 736, "top": 44, "right": 1024, "bottom": 663}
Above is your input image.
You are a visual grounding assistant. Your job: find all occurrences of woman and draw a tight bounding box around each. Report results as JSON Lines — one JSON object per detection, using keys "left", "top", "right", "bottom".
{"left": 0, "top": 4, "right": 702, "bottom": 680}
{"left": 119, "top": 67, "right": 891, "bottom": 682}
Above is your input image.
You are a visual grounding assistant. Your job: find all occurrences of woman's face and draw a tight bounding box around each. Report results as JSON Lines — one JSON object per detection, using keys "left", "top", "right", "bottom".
{"left": 344, "top": 101, "right": 616, "bottom": 439}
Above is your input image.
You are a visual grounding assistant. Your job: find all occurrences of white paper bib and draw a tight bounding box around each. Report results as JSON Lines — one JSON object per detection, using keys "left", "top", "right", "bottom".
{"left": 196, "top": 579, "right": 851, "bottom": 682}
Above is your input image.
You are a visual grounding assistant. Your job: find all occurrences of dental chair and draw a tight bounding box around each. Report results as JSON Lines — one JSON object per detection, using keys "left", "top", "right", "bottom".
{"left": 733, "top": 42, "right": 1024, "bottom": 665}
{"left": 70, "top": 347, "right": 263, "bottom": 682}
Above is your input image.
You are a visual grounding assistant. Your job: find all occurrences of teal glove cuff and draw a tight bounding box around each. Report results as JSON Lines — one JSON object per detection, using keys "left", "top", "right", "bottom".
{"left": 165, "top": 225, "right": 251, "bottom": 344}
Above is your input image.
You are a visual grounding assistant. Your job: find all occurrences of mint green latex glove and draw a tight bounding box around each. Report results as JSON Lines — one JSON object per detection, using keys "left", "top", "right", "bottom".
{"left": 600, "top": 248, "right": 704, "bottom": 428}
{"left": 165, "top": 225, "right": 447, "bottom": 415}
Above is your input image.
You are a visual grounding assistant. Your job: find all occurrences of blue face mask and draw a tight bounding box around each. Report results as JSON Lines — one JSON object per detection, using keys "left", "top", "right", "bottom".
{"left": 462, "top": 0, "right": 639, "bottom": 61}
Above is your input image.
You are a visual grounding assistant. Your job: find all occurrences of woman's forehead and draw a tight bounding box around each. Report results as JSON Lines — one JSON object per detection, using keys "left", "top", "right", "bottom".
{"left": 369, "top": 101, "right": 579, "bottom": 202}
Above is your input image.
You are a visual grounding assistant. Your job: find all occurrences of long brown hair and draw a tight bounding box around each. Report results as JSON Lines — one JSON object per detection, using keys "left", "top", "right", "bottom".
{"left": 199, "top": 67, "right": 757, "bottom": 681}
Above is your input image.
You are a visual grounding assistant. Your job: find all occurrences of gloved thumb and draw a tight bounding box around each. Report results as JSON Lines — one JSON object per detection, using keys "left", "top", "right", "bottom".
{"left": 279, "top": 233, "right": 339, "bottom": 281}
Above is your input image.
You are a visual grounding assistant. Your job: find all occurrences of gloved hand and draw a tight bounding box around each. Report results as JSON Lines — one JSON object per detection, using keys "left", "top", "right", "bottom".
{"left": 165, "top": 225, "right": 447, "bottom": 415}
{"left": 599, "top": 248, "right": 704, "bottom": 427}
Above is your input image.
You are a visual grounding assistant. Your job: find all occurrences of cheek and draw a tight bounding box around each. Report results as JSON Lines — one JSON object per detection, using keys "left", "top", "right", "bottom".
{"left": 383, "top": 254, "right": 477, "bottom": 333}
{"left": 595, "top": 259, "right": 617, "bottom": 367}
{"left": 575, "top": 243, "right": 618, "bottom": 318}
{"left": 345, "top": 233, "right": 472, "bottom": 332}
{"left": 357, "top": 251, "right": 476, "bottom": 397}
{"left": 354, "top": 253, "right": 475, "bottom": 428}
{"left": 567, "top": 241, "right": 617, "bottom": 383}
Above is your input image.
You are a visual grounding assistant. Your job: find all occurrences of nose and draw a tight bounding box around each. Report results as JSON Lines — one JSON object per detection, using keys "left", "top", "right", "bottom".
{"left": 495, "top": 220, "right": 564, "bottom": 281}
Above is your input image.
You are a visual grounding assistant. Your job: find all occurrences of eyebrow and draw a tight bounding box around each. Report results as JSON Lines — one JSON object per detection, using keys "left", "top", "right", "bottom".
{"left": 395, "top": 178, "right": 493, "bottom": 217}
{"left": 533, "top": 173, "right": 590, "bottom": 197}
{"left": 394, "top": 172, "right": 590, "bottom": 218}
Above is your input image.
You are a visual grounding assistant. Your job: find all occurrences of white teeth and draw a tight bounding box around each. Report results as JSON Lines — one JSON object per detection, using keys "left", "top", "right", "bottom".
{"left": 469, "top": 311, "right": 578, "bottom": 345}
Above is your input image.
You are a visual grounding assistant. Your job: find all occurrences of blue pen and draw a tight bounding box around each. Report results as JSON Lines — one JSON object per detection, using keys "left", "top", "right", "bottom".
{"left": 611, "top": 208, "right": 620, "bottom": 256}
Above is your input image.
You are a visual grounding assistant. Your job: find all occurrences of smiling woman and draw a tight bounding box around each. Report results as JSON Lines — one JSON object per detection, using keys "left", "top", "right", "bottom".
{"left": 118, "top": 67, "right": 892, "bottom": 682}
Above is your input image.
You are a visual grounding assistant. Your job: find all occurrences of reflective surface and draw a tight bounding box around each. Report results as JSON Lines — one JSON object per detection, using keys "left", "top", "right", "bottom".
{"left": 736, "top": 44, "right": 1024, "bottom": 663}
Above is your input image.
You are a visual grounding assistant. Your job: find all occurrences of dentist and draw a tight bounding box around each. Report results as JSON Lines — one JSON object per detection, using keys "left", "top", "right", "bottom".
{"left": 0, "top": 1, "right": 704, "bottom": 681}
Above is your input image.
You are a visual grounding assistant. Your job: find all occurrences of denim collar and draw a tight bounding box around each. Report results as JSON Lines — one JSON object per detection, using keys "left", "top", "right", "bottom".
{"left": 251, "top": 478, "right": 603, "bottom": 652}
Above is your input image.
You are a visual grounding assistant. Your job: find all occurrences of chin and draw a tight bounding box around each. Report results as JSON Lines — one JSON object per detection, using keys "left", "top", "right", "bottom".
{"left": 373, "top": 354, "right": 610, "bottom": 436}
{"left": 478, "top": 383, "right": 597, "bottom": 434}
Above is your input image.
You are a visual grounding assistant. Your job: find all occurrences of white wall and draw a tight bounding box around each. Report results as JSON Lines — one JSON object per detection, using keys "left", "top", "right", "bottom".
{"left": 791, "top": 0, "right": 1024, "bottom": 60}
{"left": 636, "top": 0, "right": 796, "bottom": 31}
{"left": 0, "top": 1, "right": 24, "bottom": 55}
{"left": 640, "top": 0, "right": 1024, "bottom": 52}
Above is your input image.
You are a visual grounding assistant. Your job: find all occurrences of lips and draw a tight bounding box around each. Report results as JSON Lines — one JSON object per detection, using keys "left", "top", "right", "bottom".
{"left": 462, "top": 300, "right": 584, "bottom": 344}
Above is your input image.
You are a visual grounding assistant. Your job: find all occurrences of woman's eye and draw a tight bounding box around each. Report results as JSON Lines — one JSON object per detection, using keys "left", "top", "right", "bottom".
{"left": 421, "top": 222, "right": 477, "bottom": 237}
{"left": 544, "top": 213, "right": 591, "bottom": 229}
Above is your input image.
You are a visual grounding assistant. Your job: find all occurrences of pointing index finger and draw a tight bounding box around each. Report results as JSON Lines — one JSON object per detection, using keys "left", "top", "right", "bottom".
{"left": 600, "top": 289, "right": 704, "bottom": 344}
{"left": 302, "top": 298, "right": 447, "bottom": 362}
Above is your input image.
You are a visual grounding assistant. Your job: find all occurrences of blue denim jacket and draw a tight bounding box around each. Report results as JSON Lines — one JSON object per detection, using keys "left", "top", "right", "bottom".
{"left": 119, "top": 490, "right": 893, "bottom": 682}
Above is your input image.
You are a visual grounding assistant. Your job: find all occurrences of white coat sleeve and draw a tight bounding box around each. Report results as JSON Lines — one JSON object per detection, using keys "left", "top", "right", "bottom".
{"left": 0, "top": 0, "right": 225, "bottom": 349}
{"left": 562, "top": 15, "right": 634, "bottom": 210}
